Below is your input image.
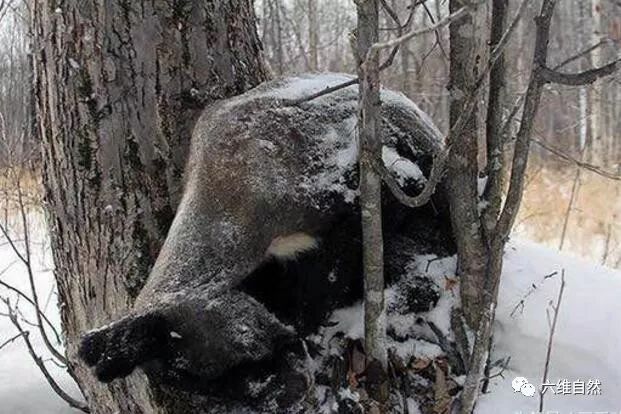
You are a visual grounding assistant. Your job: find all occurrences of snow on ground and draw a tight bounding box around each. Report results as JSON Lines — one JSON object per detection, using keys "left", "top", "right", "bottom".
{"left": 478, "top": 240, "right": 621, "bottom": 413}
{"left": 317, "top": 238, "right": 621, "bottom": 413}
{"left": 1, "top": 211, "right": 619, "bottom": 413}
{"left": 0, "top": 214, "right": 79, "bottom": 414}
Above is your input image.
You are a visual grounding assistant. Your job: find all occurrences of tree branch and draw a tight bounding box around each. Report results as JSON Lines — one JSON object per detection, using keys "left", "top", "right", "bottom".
{"left": 15, "top": 178, "right": 67, "bottom": 363}
{"left": 447, "top": 0, "right": 530, "bottom": 145}
{"left": 551, "top": 40, "right": 610, "bottom": 71}
{"left": 532, "top": 137, "right": 621, "bottom": 181}
{"left": 372, "top": 148, "right": 448, "bottom": 208}
{"left": 368, "top": 6, "right": 469, "bottom": 57}
{"left": 5, "top": 302, "right": 90, "bottom": 413}
{"left": 0, "top": 275, "right": 63, "bottom": 344}
{"left": 494, "top": 0, "right": 558, "bottom": 240}
{"left": 0, "top": 331, "right": 25, "bottom": 352}
{"left": 539, "top": 271, "right": 566, "bottom": 412}
{"left": 541, "top": 59, "right": 620, "bottom": 85}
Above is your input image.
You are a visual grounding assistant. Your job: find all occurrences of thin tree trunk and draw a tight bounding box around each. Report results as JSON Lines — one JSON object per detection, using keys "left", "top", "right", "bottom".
{"left": 308, "top": 0, "right": 319, "bottom": 70}
{"left": 447, "top": 0, "right": 486, "bottom": 328}
{"left": 356, "top": 0, "right": 386, "bottom": 370}
{"left": 32, "top": 1, "right": 268, "bottom": 412}
{"left": 589, "top": 0, "right": 605, "bottom": 164}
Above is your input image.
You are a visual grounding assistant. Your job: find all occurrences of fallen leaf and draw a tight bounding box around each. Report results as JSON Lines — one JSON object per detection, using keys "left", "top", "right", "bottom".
{"left": 411, "top": 358, "right": 432, "bottom": 371}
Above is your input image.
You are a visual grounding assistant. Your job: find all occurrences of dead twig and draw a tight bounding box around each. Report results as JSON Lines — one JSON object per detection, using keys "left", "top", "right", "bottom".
{"left": 3, "top": 300, "right": 90, "bottom": 413}
{"left": 0, "top": 260, "right": 63, "bottom": 344}
{"left": 0, "top": 331, "right": 25, "bottom": 351}
{"left": 539, "top": 270, "right": 566, "bottom": 412}
{"left": 510, "top": 271, "right": 558, "bottom": 318}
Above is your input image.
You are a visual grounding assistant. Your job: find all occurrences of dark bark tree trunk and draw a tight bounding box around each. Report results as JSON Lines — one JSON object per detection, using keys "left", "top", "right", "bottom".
{"left": 31, "top": 1, "right": 269, "bottom": 412}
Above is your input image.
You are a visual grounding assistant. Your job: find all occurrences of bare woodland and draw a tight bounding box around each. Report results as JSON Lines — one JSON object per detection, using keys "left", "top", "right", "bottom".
{"left": 0, "top": 0, "right": 619, "bottom": 413}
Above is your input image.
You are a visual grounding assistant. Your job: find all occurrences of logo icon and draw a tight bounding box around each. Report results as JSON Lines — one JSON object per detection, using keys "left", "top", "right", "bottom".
{"left": 512, "top": 377, "right": 536, "bottom": 397}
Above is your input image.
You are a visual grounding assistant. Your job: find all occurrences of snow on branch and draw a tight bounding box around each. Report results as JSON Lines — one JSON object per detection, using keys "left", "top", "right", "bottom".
{"left": 373, "top": 148, "right": 448, "bottom": 208}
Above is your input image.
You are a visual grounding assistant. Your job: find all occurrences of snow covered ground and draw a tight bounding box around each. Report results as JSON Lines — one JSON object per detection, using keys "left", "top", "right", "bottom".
{"left": 0, "top": 219, "right": 619, "bottom": 413}
{"left": 478, "top": 240, "right": 621, "bottom": 414}
{"left": 0, "top": 215, "right": 80, "bottom": 414}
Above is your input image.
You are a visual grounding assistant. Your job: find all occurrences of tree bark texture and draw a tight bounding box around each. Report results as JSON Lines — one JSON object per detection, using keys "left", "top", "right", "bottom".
{"left": 447, "top": 0, "right": 486, "bottom": 328}
{"left": 308, "top": 0, "right": 319, "bottom": 70}
{"left": 356, "top": 0, "right": 386, "bottom": 368}
{"left": 31, "top": 1, "right": 268, "bottom": 412}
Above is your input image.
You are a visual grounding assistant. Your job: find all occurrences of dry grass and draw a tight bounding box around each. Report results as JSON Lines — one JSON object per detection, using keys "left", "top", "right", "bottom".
{"left": 514, "top": 163, "right": 621, "bottom": 268}
{"left": 0, "top": 167, "right": 43, "bottom": 230}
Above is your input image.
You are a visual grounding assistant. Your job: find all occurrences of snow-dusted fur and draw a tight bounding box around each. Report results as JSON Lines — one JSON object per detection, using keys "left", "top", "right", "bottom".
{"left": 77, "top": 74, "right": 452, "bottom": 399}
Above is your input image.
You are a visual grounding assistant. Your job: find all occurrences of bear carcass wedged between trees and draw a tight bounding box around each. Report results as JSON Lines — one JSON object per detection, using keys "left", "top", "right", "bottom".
{"left": 78, "top": 73, "right": 454, "bottom": 390}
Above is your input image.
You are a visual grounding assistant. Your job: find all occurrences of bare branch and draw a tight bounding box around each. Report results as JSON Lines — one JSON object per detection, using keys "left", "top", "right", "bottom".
{"left": 379, "top": 0, "right": 423, "bottom": 30}
{"left": 420, "top": 1, "right": 448, "bottom": 60}
{"left": 532, "top": 137, "right": 621, "bottom": 181}
{"left": 0, "top": 273, "right": 63, "bottom": 344}
{"left": 0, "top": 176, "right": 67, "bottom": 362}
{"left": 494, "top": 0, "right": 558, "bottom": 240}
{"left": 289, "top": 48, "right": 400, "bottom": 106}
{"left": 290, "top": 78, "right": 359, "bottom": 105}
{"left": 541, "top": 59, "right": 620, "bottom": 86}
{"left": 551, "top": 40, "right": 611, "bottom": 71}
{"left": 539, "top": 271, "right": 566, "bottom": 412}
{"left": 292, "top": 3, "right": 474, "bottom": 107}
{"left": 368, "top": 6, "right": 469, "bottom": 57}
{"left": 373, "top": 148, "right": 448, "bottom": 208}
{"left": 15, "top": 178, "right": 67, "bottom": 363}
{"left": 0, "top": 331, "right": 25, "bottom": 351}
{"left": 4, "top": 302, "right": 89, "bottom": 413}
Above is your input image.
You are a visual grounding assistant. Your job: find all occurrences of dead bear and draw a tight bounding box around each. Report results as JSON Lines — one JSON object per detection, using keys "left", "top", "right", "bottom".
{"left": 78, "top": 73, "right": 453, "bottom": 388}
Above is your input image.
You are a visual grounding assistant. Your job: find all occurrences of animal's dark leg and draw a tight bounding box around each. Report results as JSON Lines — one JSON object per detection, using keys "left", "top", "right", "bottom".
{"left": 78, "top": 310, "right": 170, "bottom": 382}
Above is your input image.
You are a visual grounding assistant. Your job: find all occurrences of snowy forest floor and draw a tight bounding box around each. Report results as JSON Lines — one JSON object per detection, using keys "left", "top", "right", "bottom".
{"left": 1, "top": 227, "right": 620, "bottom": 413}
{"left": 0, "top": 165, "right": 620, "bottom": 413}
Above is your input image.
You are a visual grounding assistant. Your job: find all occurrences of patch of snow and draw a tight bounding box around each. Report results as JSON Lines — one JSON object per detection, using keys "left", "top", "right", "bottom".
{"left": 338, "top": 387, "right": 360, "bottom": 402}
{"left": 478, "top": 175, "right": 488, "bottom": 197}
{"left": 477, "top": 239, "right": 621, "bottom": 413}
{"left": 382, "top": 146, "right": 425, "bottom": 185}
{"left": 327, "top": 303, "right": 364, "bottom": 341}
{"left": 406, "top": 398, "right": 422, "bottom": 414}
{"left": 0, "top": 212, "right": 80, "bottom": 414}
{"left": 260, "top": 73, "right": 356, "bottom": 101}
{"left": 321, "top": 238, "right": 621, "bottom": 413}
{"left": 379, "top": 89, "right": 444, "bottom": 139}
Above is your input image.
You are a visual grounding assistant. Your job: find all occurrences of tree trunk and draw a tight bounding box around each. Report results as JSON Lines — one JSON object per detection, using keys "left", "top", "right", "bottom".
{"left": 308, "top": 0, "right": 319, "bottom": 70}
{"left": 447, "top": 0, "right": 486, "bottom": 328}
{"left": 356, "top": 0, "right": 386, "bottom": 375}
{"left": 31, "top": 1, "right": 268, "bottom": 412}
{"left": 588, "top": 0, "right": 605, "bottom": 164}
